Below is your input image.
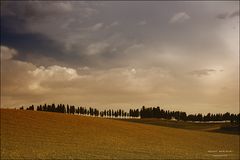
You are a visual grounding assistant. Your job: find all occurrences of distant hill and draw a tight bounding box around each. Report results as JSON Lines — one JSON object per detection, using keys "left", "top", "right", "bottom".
{"left": 1, "top": 109, "right": 239, "bottom": 159}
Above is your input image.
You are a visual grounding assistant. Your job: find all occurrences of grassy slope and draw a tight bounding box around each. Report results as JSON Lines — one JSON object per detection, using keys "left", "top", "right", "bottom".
{"left": 1, "top": 109, "right": 239, "bottom": 159}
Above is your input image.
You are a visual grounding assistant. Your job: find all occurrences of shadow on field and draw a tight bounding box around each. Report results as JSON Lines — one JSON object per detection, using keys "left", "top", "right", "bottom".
{"left": 117, "top": 118, "right": 240, "bottom": 135}
{"left": 212, "top": 125, "right": 240, "bottom": 135}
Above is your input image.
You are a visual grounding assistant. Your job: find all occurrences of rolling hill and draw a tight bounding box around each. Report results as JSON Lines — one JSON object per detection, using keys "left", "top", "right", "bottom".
{"left": 1, "top": 109, "right": 239, "bottom": 159}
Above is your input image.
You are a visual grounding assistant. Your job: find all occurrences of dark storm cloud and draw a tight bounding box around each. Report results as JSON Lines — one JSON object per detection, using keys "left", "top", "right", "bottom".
{"left": 2, "top": 30, "right": 62, "bottom": 60}
{"left": 1, "top": 1, "right": 238, "bottom": 71}
{"left": 1, "top": 1, "right": 233, "bottom": 69}
{"left": 1, "top": 1, "right": 73, "bottom": 34}
{"left": 1, "top": 1, "right": 99, "bottom": 67}
{"left": 1, "top": 1, "right": 73, "bottom": 18}
{"left": 1, "top": 25, "right": 83, "bottom": 67}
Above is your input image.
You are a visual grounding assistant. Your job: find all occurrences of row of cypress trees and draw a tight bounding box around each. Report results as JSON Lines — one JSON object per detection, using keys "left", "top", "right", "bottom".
{"left": 23, "top": 104, "right": 139, "bottom": 118}
{"left": 21, "top": 104, "right": 240, "bottom": 122}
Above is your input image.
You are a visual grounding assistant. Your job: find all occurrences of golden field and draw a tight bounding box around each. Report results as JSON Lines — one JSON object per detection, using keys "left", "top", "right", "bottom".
{"left": 0, "top": 109, "right": 239, "bottom": 159}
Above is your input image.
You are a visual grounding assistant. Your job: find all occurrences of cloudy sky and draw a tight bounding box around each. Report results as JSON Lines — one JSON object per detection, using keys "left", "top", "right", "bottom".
{"left": 1, "top": 1, "right": 239, "bottom": 114}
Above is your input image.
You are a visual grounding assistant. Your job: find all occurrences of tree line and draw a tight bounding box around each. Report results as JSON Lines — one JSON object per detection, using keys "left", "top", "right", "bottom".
{"left": 20, "top": 104, "right": 240, "bottom": 123}
{"left": 22, "top": 104, "right": 139, "bottom": 118}
{"left": 140, "top": 106, "right": 239, "bottom": 123}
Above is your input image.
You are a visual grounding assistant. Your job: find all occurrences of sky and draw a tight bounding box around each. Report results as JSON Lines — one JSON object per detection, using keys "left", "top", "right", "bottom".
{"left": 1, "top": 1, "right": 239, "bottom": 114}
